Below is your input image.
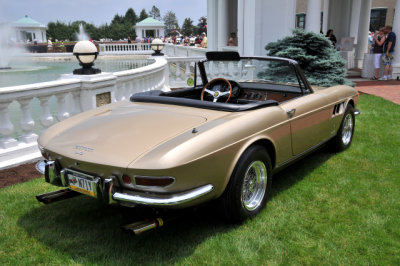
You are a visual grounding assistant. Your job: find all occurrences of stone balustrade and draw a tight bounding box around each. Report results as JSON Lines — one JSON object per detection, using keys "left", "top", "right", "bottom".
{"left": 98, "top": 43, "right": 153, "bottom": 55}
{"left": 0, "top": 57, "right": 167, "bottom": 169}
{"left": 0, "top": 44, "right": 252, "bottom": 169}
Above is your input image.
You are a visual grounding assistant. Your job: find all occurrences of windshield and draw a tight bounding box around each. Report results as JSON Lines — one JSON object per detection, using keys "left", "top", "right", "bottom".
{"left": 202, "top": 58, "right": 306, "bottom": 92}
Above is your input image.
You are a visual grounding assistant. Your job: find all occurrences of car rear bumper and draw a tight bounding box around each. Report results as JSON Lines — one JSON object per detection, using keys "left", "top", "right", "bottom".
{"left": 36, "top": 160, "right": 214, "bottom": 207}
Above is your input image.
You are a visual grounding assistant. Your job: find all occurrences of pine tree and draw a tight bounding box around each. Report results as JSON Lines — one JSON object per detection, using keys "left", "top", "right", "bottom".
{"left": 125, "top": 8, "right": 138, "bottom": 25}
{"left": 181, "top": 18, "right": 194, "bottom": 36}
{"left": 149, "top": 5, "right": 161, "bottom": 21}
{"left": 139, "top": 9, "right": 148, "bottom": 21}
{"left": 265, "top": 29, "right": 352, "bottom": 87}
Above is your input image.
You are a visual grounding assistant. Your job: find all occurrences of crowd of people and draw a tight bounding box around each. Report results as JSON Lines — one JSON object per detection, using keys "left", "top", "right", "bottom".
{"left": 133, "top": 31, "right": 239, "bottom": 49}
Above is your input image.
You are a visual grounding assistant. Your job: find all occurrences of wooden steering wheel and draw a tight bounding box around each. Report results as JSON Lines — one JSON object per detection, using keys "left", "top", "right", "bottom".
{"left": 201, "top": 78, "right": 232, "bottom": 103}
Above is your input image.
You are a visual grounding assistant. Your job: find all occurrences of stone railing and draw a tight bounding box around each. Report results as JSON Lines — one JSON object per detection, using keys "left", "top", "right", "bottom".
{"left": 98, "top": 43, "right": 153, "bottom": 55}
{"left": 163, "top": 44, "right": 207, "bottom": 57}
{"left": 0, "top": 57, "right": 167, "bottom": 169}
{"left": 165, "top": 56, "right": 205, "bottom": 88}
{"left": 0, "top": 47, "right": 254, "bottom": 169}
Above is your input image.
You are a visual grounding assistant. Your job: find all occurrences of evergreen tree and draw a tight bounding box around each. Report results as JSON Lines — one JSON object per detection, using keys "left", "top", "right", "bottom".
{"left": 139, "top": 9, "right": 148, "bottom": 21}
{"left": 125, "top": 8, "right": 138, "bottom": 25}
{"left": 149, "top": 5, "right": 161, "bottom": 20}
{"left": 197, "top": 16, "right": 207, "bottom": 35}
{"left": 163, "top": 11, "right": 178, "bottom": 36}
{"left": 111, "top": 14, "right": 124, "bottom": 25}
{"left": 181, "top": 18, "right": 194, "bottom": 36}
{"left": 265, "top": 29, "right": 352, "bottom": 87}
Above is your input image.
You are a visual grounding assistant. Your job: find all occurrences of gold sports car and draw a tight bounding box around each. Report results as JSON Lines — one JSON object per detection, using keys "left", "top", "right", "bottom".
{"left": 36, "top": 51, "right": 359, "bottom": 223}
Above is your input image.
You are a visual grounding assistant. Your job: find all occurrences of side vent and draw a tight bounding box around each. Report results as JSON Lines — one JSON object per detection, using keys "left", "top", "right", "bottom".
{"left": 332, "top": 102, "right": 345, "bottom": 116}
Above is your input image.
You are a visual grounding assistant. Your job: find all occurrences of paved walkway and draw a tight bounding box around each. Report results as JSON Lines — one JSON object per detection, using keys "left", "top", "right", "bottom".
{"left": 353, "top": 80, "right": 400, "bottom": 105}
{"left": 347, "top": 68, "right": 400, "bottom": 105}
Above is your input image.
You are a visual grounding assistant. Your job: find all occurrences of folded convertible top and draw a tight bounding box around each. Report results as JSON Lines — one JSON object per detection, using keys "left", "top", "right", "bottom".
{"left": 130, "top": 90, "right": 279, "bottom": 112}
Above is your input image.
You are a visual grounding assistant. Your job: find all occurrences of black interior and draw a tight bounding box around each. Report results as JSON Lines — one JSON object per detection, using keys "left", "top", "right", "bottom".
{"left": 130, "top": 52, "right": 309, "bottom": 112}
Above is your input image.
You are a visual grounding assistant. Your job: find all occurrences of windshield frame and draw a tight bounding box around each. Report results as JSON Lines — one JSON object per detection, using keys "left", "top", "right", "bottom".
{"left": 197, "top": 55, "right": 313, "bottom": 95}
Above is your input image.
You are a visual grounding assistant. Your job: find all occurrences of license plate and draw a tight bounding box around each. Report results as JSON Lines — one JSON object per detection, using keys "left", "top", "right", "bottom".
{"left": 66, "top": 170, "right": 97, "bottom": 197}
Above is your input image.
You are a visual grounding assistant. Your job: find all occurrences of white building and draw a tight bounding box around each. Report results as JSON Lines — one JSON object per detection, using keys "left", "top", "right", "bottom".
{"left": 135, "top": 18, "right": 165, "bottom": 40}
{"left": 11, "top": 15, "right": 47, "bottom": 43}
{"left": 207, "top": 0, "right": 400, "bottom": 78}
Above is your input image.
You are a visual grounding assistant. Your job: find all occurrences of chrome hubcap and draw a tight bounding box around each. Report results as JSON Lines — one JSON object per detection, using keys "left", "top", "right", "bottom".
{"left": 342, "top": 113, "right": 353, "bottom": 145}
{"left": 241, "top": 161, "right": 267, "bottom": 211}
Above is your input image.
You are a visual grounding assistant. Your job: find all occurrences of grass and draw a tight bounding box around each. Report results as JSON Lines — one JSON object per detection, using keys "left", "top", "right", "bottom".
{"left": 0, "top": 94, "right": 399, "bottom": 265}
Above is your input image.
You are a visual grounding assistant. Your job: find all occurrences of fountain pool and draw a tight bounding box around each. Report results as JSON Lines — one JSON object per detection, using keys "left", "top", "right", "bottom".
{"left": 0, "top": 55, "right": 150, "bottom": 87}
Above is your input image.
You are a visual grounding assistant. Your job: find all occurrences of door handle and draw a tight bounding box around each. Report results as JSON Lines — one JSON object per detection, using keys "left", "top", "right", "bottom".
{"left": 286, "top": 109, "right": 296, "bottom": 118}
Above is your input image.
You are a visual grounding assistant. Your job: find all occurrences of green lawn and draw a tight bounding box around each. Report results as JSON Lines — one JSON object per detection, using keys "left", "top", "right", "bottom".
{"left": 0, "top": 94, "right": 399, "bottom": 265}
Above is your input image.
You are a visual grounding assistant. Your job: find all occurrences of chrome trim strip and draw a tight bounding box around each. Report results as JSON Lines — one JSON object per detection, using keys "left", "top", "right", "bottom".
{"left": 112, "top": 184, "right": 214, "bottom": 206}
{"left": 354, "top": 109, "right": 361, "bottom": 115}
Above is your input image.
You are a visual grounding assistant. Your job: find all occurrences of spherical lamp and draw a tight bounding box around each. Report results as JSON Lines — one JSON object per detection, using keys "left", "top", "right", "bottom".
{"left": 151, "top": 38, "right": 165, "bottom": 56}
{"left": 73, "top": 40, "right": 101, "bottom": 75}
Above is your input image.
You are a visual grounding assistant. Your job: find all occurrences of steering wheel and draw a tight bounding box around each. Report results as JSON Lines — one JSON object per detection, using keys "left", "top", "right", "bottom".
{"left": 201, "top": 78, "right": 232, "bottom": 103}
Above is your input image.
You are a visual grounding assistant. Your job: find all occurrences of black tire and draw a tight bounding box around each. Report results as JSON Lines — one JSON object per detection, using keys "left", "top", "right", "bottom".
{"left": 331, "top": 104, "right": 355, "bottom": 152}
{"left": 220, "top": 145, "right": 272, "bottom": 223}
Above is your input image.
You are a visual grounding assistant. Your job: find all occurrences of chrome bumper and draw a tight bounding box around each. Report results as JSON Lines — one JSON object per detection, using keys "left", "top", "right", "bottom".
{"left": 36, "top": 160, "right": 214, "bottom": 207}
{"left": 354, "top": 109, "right": 361, "bottom": 115}
{"left": 113, "top": 184, "right": 214, "bottom": 206}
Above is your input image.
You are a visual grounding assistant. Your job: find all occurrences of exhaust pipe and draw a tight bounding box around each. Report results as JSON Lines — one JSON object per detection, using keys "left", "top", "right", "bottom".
{"left": 122, "top": 218, "right": 164, "bottom": 235}
{"left": 36, "top": 189, "right": 80, "bottom": 204}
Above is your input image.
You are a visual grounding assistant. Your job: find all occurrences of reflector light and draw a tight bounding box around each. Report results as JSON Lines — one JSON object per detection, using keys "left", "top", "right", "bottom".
{"left": 134, "top": 176, "right": 175, "bottom": 187}
{"left": 122, "top": 175, "right": 132, "bottom": 184}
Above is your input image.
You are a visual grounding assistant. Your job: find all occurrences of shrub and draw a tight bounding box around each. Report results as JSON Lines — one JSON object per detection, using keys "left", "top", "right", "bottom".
{"left": 265, "top": 29, "right": 353, "bottom": 87}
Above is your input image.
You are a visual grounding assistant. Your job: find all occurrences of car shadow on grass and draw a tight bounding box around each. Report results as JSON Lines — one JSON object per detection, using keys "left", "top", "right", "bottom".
{"left": 270, "top": 146, "right": 334, "bottom": 198}
{"left": 17, "top": 148, "right": 334, "bottom": 264}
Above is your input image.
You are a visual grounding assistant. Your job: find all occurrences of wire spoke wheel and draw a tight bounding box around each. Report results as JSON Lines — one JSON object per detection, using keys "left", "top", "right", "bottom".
{"left": 241, "top": 161, "right": 267, "bottom": 211}
{"left": 341, "top": 113, "right": 353, "bottom": 145}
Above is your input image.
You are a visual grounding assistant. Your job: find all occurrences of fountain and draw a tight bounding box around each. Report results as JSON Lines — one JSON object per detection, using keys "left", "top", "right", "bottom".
{"left": 0, "top": 23, "right": 23, "bottom": 69}
{"left": 76, "top": 24, "right": 90, "bottom": 41}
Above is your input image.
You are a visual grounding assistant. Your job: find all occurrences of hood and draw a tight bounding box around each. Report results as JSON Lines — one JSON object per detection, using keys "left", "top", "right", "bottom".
{"left": 41, "top": 102, "right": 214, "bottom": 168}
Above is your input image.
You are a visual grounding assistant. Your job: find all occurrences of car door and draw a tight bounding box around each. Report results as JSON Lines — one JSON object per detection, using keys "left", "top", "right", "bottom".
{"left": 280, "top": 92, "right": 333, "bottom": 156}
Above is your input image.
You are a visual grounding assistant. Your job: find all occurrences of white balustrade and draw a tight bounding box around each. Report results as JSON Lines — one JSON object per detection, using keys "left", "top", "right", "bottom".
{"left": 0, "top": 45, "right": 245, "bottom": 169}
{"left": 56, "top": 93, "right": 70, "bottom": 122}
{"left": 38, "top": 96, "right": 54, "bottom": 129}
{"left": 0, "top": 56, "right": 168, "bottom": 169}
{"left": 18, "top": 98, "right": 37, "bottom": 143}
{"left": 99, "top": 43, "right": 153, "bottom": 55}
{"left": 0, "top": 101, "right": 18, "bottom": 149}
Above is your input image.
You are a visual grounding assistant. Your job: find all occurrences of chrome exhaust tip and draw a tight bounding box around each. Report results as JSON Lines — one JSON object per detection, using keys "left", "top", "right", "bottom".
{"left": 122, "top": 218, "right": 164, "bottom": 235}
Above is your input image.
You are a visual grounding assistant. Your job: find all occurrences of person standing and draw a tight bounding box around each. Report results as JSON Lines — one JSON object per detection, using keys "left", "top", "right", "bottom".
{"left": 371, "top": 28, "right": 386, "bottom": 80}
{"left": 326, "top": 29, "right": 337, "bottom": 47}
{"left": 201, "top": 32, "right": 207, "bottom": 48}
{"left": 380, "top": 25, "right": 396, "bottom": 80}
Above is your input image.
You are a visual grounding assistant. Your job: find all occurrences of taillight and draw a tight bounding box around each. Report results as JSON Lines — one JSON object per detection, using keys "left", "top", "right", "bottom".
{"left": 134, "top": 176, "right": 175, "bottom": 187}
{"left": 122, "top": 175, "right": 132, "bottom": 184}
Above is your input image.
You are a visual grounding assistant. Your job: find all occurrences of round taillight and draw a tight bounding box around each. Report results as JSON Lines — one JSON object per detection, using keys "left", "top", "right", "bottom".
{"left": 122, "top": 175, "right": 131, "bottom": 184}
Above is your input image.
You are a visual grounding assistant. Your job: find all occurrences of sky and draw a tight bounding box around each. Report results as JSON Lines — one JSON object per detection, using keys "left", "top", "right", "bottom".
{"left": 0, "top": 0, "right": 207, "bottom": 27}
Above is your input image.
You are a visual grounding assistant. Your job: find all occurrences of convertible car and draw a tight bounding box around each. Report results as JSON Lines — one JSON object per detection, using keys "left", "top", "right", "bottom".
{"left": 36, "top": 51, "right": 359, "bottom": 223}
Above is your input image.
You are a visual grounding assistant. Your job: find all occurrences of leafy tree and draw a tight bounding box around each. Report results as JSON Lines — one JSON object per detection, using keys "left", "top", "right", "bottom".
{"left": 139, "top": 9, "right": 148, "bottom": 21}
{"left": 163, "top": 11, "right": 178, "bottom": 36}
{"left": 197, "top": 16, "right": 207, "bottom": 35}
{"left": 181, "top": 18, "right": 195, "bottom": 36}
{"left": 125, "top": 8, "right": 138, "bottom": 25}
{"left": 46, "top": 21, "right": 73, "bottom": 41}
{"left": 264, "top": 29, "right": 352, "bottom": 87}
{"left": 149, "top": 5, "right": 161, "bottom": 20}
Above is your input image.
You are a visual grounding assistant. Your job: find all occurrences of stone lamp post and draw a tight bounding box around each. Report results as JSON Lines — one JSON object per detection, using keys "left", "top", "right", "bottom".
{"left": 73, "top": 40, "right": 101, "bottom": 75}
